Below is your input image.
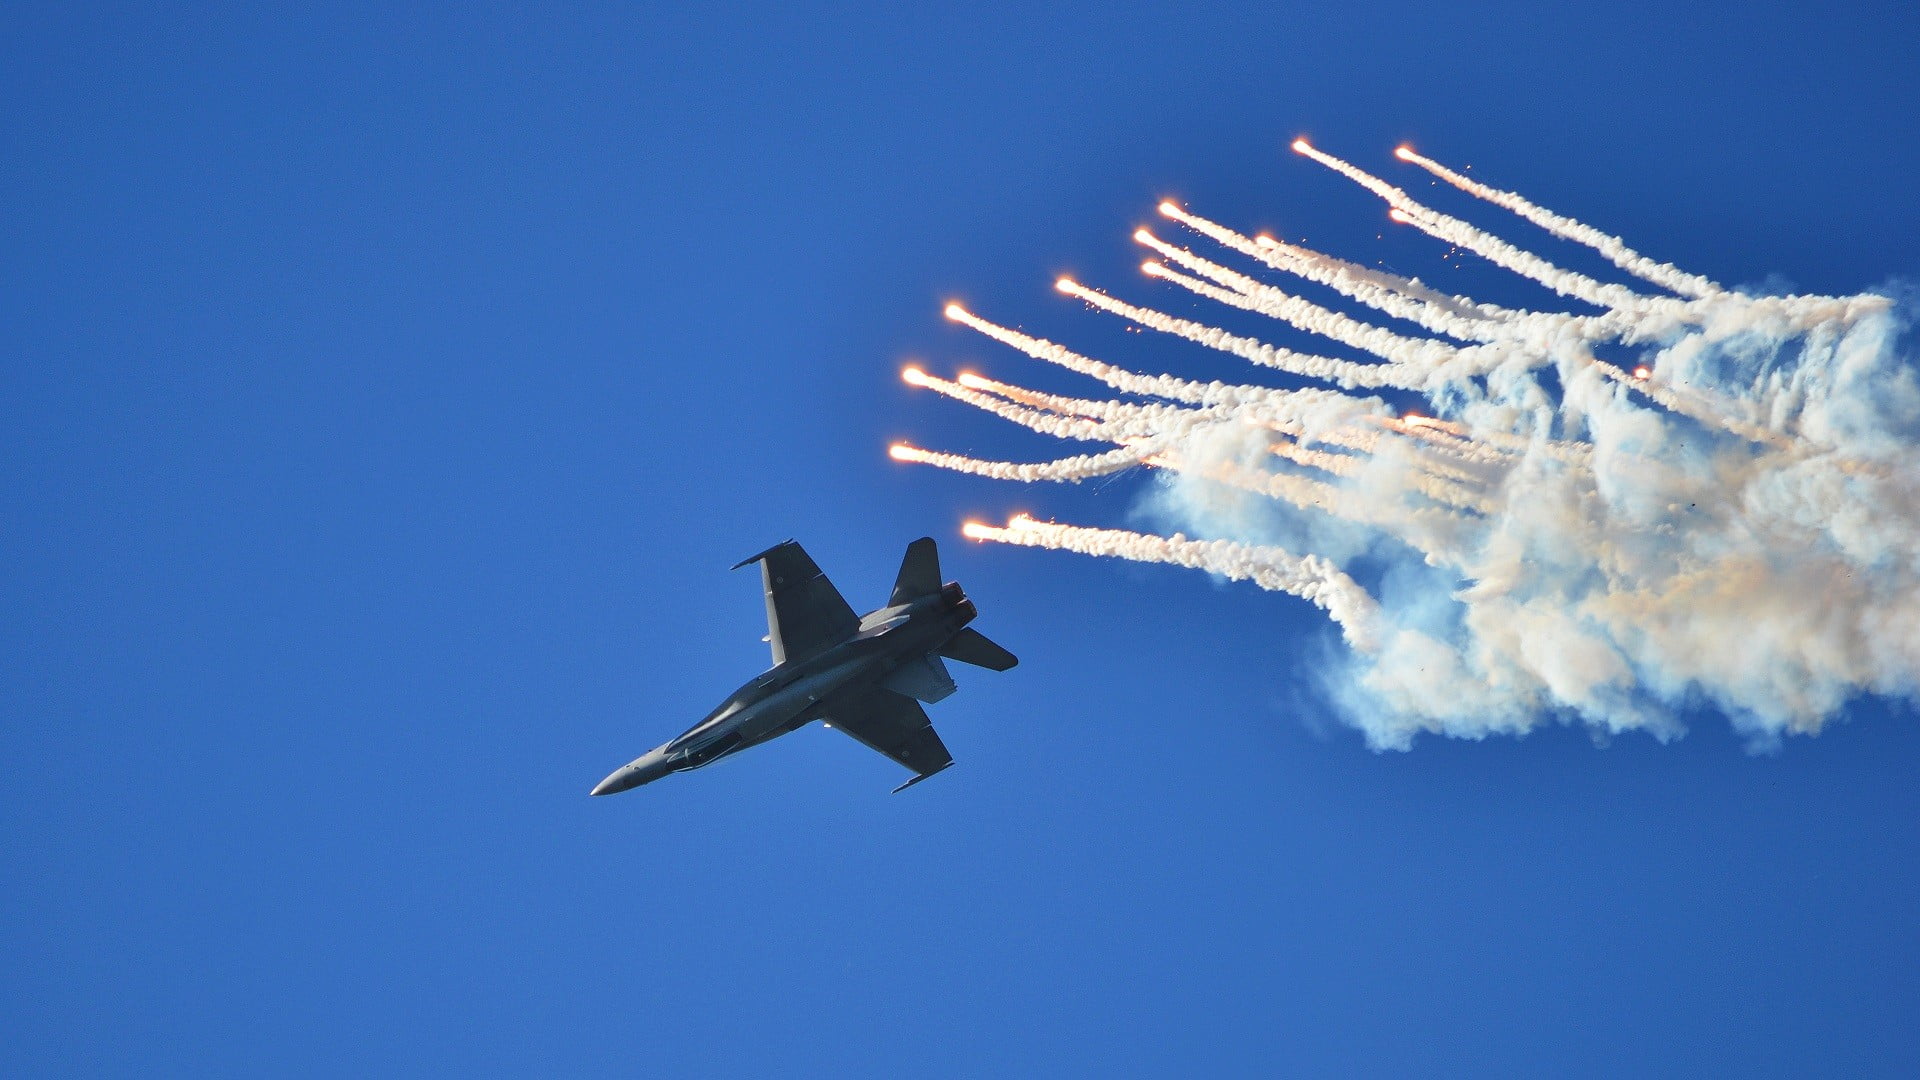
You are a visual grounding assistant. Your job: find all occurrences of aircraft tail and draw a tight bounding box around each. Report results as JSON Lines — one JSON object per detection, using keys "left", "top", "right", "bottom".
{"left": 889, "top": 537, "right": 942, "bottom": 607}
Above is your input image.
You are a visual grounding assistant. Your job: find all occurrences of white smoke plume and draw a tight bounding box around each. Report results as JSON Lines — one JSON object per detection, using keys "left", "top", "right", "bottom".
{"left": 1392, "top": 145, "right": 1722, "bottom": 300}
{"left": 897, "top": 140, "right": 1919, "bottom": 749}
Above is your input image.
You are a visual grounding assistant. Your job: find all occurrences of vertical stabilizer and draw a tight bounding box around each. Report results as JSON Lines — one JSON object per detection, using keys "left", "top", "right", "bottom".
{"left": 889, "top": 537, "right": 942, "bottom": 607}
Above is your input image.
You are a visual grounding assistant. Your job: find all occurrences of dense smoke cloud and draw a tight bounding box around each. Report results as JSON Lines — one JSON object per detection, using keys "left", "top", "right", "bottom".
{"left": 907, "top": 142, "right": 1918, "bottom": 748}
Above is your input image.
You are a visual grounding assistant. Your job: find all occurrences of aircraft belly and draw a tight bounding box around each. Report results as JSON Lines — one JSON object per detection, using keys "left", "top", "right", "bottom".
{"left": 739, "top": 661, "right": 868, "bottom": 738}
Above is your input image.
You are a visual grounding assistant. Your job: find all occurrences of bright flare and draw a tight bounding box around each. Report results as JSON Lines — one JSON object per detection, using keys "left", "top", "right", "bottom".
{"left": 901, "top": 365, "right": 930, "bottom": 386}
{"left": 944, "top": 303, "right": 966, "bottom": 320}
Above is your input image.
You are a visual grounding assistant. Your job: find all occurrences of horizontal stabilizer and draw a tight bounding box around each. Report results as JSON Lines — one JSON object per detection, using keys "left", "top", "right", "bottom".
{"left": 889, "top": 537, "right": 942, "bottom": 607}
{"left": 939, "top": 627, "right": 1018, "bottom": 671}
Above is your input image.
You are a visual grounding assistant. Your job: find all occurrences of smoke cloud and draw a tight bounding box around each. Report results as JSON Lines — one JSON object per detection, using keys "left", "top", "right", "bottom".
{"left": 903, "top": 141, "right": 1918, "bottom": 748}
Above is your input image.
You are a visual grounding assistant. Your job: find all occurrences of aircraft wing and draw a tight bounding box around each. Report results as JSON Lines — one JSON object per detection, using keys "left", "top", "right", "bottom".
{"left": 733, "top": 540, "right": 860, "bottom": 665}
{"left": 825, "top": 685, "right": 954, "bottom": 791}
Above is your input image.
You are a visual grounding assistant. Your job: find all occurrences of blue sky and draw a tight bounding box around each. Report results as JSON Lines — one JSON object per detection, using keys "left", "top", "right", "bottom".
{"left": 7, "top": 2, "right": 1920, "bottom": 1076}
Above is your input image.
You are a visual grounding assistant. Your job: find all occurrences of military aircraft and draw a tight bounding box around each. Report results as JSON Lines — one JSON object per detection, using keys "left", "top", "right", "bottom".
{"left": 590, "top": 537, "right": 1017, "bottom": 796}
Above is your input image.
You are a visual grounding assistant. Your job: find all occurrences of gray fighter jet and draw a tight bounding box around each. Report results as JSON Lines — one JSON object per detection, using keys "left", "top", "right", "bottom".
{"left": 590, "top": 537, "right": 1017, "bottom": 796}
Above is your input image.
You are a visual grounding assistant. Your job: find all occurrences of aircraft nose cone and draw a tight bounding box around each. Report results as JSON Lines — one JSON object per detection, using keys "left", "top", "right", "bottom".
{"left": 591, "top": 749, "right": 673, "bottom": 796}
{"left": 590, "top": 769, "right": 630, "bottom": 797}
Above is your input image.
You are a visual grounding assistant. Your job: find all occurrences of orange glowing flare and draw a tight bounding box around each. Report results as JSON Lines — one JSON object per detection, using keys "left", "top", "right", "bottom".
{"left": 901, "top": 366, "right": 929, "bottom": 386}
{"left": 957, "top": 372, "right": 990, "bottom": 390}
{"left": 961, "top": 521, "right": 994, "bottom": 540}
{"left": 1157, "top": 200, "right": 1179, "bottom": 217}
{"left": 1388, "top": 208, "right": 1411, "bottom": 223}
{"left": 1633, "top": 366, "right": 1652, "bottom": 380}
{"left": 1141, "top": 260, "right": 1162, "bottom": 274}
{"left": 1133, "top": 227, "right": 1153, "bottom": 243}
{"left": 1291, "top": 137, "right": 1312, "bottom": 153}
{"left": 1395, "top": 145, "right": 1415, "bottom": 161}
{"left": 1055, "top": 276, "right": 1077, "bottom": 293}
{"left": 888, "top": 443, "right": 916, "bottom": 461}
{"left": 943, "top": 302, "right": 967, "bottom": 320}
{"left": 1254, "top": 233, "right": 1276, "bottom": 246}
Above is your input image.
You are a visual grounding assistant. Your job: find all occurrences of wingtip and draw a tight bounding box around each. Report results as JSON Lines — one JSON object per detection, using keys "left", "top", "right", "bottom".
{"left": 731, "top": 538, "right": 798, "bottom": 570}
{"left": 891, "top": 761, "right": 954, "bottom": 794}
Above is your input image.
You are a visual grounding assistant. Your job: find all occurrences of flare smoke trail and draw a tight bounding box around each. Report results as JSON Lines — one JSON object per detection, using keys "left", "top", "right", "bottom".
{"left": 896, "top": 139, "right": 1919, "bottom": 748}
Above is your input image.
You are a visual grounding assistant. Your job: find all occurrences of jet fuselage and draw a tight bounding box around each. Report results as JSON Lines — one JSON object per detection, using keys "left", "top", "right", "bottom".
{"left": 590, "top": 584, "right": 976, "bottom": 795}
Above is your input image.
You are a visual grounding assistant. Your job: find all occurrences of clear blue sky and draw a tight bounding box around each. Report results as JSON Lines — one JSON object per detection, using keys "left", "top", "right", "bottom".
{"left": 7, "top": 3, "right": 1920, "bottom": 1076}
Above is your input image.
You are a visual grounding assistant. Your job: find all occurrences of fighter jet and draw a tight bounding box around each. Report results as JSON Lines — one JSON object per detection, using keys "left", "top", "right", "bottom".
{"left": 591, "top": 537, "right": 1017, "bottom": 796}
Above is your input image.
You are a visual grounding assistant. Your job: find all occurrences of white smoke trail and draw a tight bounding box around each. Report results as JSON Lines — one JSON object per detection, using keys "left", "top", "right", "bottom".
{"left": 1159, "top": 201, "right": 1517, "bottom": 325}
{"left": 1592, "top": 362, "right": 1796, "bottom": 450}
{"left": 906, "top": 366, "right": 1225, "bottom": 445}
{"left": 889, "top": 441, "right": 1155, "bottom": 482}
{"left": 1136, "top": 262, "right": 1460, "bottom": 372}
{"left": 963, "top": 515, "right": 1385, "bottom": 650}
{"left": 945, "top": 303, "right": 1295, "bottom": 408}
{"left": 901, "top": 366, "right": 1126, "bottom": 443}
{"left": 1394, "top": 145, "right": 1723, "bottom": 299}
{"left": 902, "top": 140, "right": 1920, "bottom": 748}
{"left": 1058, "top": 276, "right": 1424, "bottom": 389}
{"left": 1151, "top": 204, "right": 1824, "bottom": 452}
{"left": 1360, "top": 424, "right": 1501, "bottom": 487}
{"left": 952, "top": 369, "right": 1489, "bottom": 494}
{"left": 1139, "top": 219, "right": 1503, "bottom": 341}
{"left": 955, "top": 372, "right": 1119, "bottom": 420}
{"left": 1292, "top": 138, "right": 1656, "bottom": 314}
{"left": 1269, "top": 433, "right": 1363, "bottom": 477}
